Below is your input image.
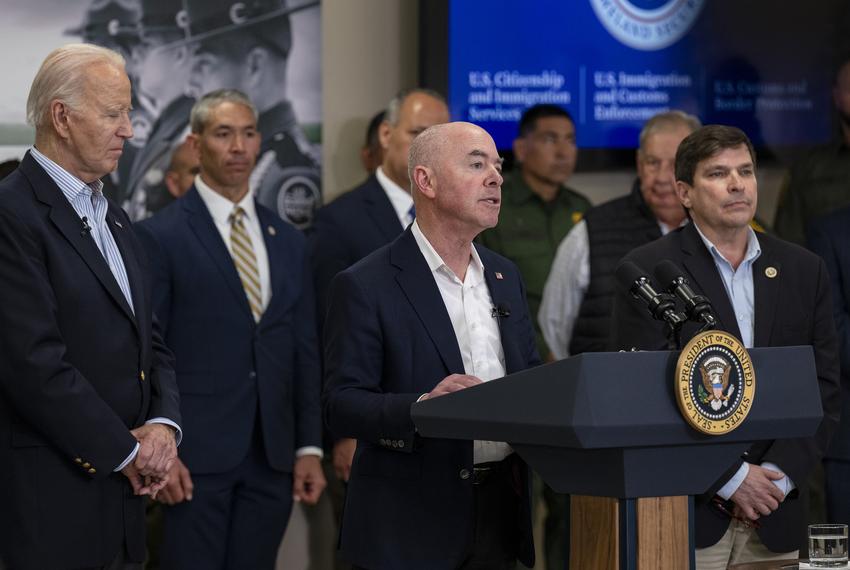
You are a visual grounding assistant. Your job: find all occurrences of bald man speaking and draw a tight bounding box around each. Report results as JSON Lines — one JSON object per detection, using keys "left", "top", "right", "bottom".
{"left": 323, "top": 122, "right": 540, "bottom": 570}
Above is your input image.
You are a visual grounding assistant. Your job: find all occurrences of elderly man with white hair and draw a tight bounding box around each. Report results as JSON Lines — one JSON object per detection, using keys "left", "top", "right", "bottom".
{"left": 0, "top": 43, "right": 181, "bottom": 570}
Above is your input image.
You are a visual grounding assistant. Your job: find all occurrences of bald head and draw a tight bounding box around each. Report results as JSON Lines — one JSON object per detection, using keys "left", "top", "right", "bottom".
{"left": 408, "top": 122, "right": 503, "bottom": 241}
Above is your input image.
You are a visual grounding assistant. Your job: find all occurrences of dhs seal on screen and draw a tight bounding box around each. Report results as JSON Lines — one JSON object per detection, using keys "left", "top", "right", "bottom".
{"left": 675, "top": 330, "right": 755, "bottom": 435}
{"left": 590, "top": 0, "right": 705, "bottom": 51}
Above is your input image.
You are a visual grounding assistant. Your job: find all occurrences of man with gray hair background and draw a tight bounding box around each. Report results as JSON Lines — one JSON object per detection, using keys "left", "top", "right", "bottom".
{"left": 136, "top": 88, "right": 325, "bottom": 569}
{"left": 0, "top": 43, "right": 181, "bottom": 570}
{"left": 539, "top": 110, "right": 701, "bottom": 359}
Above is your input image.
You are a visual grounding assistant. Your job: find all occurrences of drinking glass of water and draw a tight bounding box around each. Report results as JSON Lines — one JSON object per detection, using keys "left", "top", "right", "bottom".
{"left": 809, "top": 523, "right": 848, "bottom": 568}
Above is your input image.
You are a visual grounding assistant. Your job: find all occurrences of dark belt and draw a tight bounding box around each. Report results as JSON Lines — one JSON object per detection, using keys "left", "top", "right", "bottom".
{"left": 472, "top": 458, "right": 511, "bottom": 486}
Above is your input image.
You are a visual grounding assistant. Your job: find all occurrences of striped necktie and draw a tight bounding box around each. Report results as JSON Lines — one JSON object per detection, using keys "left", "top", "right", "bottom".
{"left": 229, "top": 206, "right": 263, "bottom": 322}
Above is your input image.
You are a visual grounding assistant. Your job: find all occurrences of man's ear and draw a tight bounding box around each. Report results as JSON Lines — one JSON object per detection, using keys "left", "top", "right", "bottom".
{"left": 378, "top": 120, "right": 392, "bottom": 152}
{"left": 512, "top": 137, "right": 526, "bottom": 164}
{"left": 245, "top": 46, "right": 268, "bottom": 89}
{"left": 50, "top": 100, "right": 72, "bottom": 140}
{"left": 412, "top": 165, "right": 436, "bottom": 199}
{"left": 675, "top": 180, "right": 692, "bottom": 208}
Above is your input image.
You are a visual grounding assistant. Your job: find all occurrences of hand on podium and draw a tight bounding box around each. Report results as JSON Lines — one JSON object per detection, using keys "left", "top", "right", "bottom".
{"left": 421, "top": 374, "right": 483, "bottom": 401}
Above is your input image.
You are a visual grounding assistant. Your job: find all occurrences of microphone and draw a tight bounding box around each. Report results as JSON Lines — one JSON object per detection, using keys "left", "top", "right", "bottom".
{"left": 491, "top": 302, "right": 511, "bottom": 319}
{"left": 653, "top": 260, "right": 717, "bottom": 328}
{"left": 615, "top": 260, "right": 685, "bottom": 326}
{"left": 80, "top": 216, "right": 92, "bottom": 237}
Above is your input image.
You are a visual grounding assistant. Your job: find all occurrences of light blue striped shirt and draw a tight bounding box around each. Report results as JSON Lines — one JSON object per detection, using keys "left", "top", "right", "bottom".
{"left": 693, "top": 223, "right": 794, "bottom": 500}
{"left": 29, "top": 147, "right": 181, "bottom": 471}
{"left": 30, "top": 147, "right": 134, "bottom": 313}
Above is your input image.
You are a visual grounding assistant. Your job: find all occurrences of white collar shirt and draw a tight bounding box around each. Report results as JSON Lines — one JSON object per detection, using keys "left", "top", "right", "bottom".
{"left": 376, "top": 166, "right": 415, "bottom": 228}
{"left": 411, "top": 220, "right": 511, "bottom": 463}
{"left": 195, "top": 175, "right": 272, "bottom": 310}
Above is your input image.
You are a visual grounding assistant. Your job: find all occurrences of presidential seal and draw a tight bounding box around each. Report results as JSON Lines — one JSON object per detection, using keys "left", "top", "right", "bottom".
{"left": 589, "top": 0, "right": 705, "bottom": 51}
{"left": 675, "top": 330, "right": 755, "bottom": 435}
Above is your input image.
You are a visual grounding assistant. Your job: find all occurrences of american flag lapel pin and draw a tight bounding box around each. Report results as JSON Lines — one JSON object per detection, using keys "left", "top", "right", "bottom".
{"left": 114, "top": 220, "right": 123, "bottom": 228}
{"left": 495, "top": 271, "right": 503, "bottom": 280}
{"left": 268, "top": 226, "right": 276, "bottom": 236}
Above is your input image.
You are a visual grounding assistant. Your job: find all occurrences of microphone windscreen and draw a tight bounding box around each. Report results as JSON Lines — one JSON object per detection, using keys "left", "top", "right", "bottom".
{"left": 653, "top": 260, "right": 683, "bottom": 288}
{"left": 615, "top": 260, "right": 648, "bottom": 289}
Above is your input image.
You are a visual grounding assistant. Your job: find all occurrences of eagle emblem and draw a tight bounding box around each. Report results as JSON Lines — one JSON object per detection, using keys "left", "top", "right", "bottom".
{"left": 699, "top": 356, "right": 735, "bottom": 411}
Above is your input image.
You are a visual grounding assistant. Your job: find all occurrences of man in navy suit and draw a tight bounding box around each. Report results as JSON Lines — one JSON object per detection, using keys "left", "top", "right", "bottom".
{"left": 808, "top": 208, "right": 850, "bottom": 527}
{"left": 0, "top": 44, "right": 180, "bottom": 570}
{"left": 324, "top": 122, "right": 540, "bottom": 569}
{"left": 310, "top": 88, "right": 448, "bottom": 493}
{"left": 136, "top": 89, "right": 325, "bottom": 569}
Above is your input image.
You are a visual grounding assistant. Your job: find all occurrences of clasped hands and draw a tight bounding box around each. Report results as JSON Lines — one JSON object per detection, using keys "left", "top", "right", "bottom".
{"left": 121, "top": 423, "right": 177, "bottom": 498}
{"left": 729, "top": 464, "right": 787, "bottom": 523}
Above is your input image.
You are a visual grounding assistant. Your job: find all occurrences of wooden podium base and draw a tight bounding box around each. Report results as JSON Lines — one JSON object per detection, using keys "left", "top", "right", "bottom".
{"left": 570, "top": 495, "right": 691, "bottom": 570}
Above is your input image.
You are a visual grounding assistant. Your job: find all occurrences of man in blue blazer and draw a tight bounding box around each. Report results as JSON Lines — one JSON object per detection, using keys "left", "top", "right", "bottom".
{"left": 0, "top": 44, "right": 181, "bottom": 570}
{"left": 324, "top": 122, "right": 540, "bottom": 569}
{"left": 136, "top": 89, "right": 325, "bottom": 569}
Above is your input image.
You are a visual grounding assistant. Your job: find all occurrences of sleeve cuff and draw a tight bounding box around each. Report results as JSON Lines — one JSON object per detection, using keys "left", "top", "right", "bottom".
{"left": 114, "top": 442, "right": 139, "bottom": 472}
{"left": 716, "top": 462, "right": 750, "bottom": 500}
{"left": 146, "top": 417, "right": 183, "bottom": 446}
{"left": 761, "top": 461, "right": 794, "bottom": 497}
{"left": 295, "top": 446, "right": 324, "bottom": 459}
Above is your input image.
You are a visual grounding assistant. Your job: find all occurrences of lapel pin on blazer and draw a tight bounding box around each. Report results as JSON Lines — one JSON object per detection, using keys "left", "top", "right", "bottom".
{"left": 495, "top": 271, "right": 503, "bottom": 280}
{"left": 765, "top": 267, "right": 778, "bottom": 278}
{"left": 268, "top": 226, "right": 276, "bottom": 236}
{"left": 114, "top": 219, "right": 123, "bottom": 229}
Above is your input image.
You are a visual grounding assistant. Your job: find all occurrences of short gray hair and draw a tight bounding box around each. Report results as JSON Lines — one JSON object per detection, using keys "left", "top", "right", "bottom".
{"left": 190, "top": 89, "right": 259, "bottom": 134}
{"left": 638, "top": 110, "right": 701, "bottom": 152}
{"left": 26, "top": 43, "right": 125, "bottom": 131}
{"left": 385, "top": 88, "right": 446, "bottom": 126}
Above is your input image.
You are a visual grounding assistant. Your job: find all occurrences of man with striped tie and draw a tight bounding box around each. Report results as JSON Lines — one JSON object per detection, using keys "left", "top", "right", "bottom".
{"left": 136, "top": 89, "right": 325, "bottom": 569}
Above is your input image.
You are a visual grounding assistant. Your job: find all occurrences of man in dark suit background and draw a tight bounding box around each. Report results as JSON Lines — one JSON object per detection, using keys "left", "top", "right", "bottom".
{"left": 0, "top": 43, "right": 181, "bottom": 570}
{"left": 136, "top": 89, "right": 325, "bottom": 569}
{"left": 612, "top": 125, "right": 840, "bottom": 568}
{"left": 807, "top": 208, "right": 850, "bottom": 527}
{"left": 310, "top": 88, "right": 449, "bottom": 488}
{"left": 324, "top": 121, "right": 540, "bottom": 569}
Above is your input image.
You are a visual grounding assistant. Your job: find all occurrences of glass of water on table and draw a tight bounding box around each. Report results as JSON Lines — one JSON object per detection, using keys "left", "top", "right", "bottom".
{"left": 809, "top": 524, "right": 848, "bottom": 567}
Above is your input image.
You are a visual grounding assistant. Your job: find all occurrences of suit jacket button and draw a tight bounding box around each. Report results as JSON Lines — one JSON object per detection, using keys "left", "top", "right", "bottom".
{"left": 459, "top": 469, "right": 471, "bottom": 480}
{"left": 88, "top": 468, "right": 96, "bottom": 474}
{"left": 248, "top": 371, "right": 257, "bottom": 380}
{"left": 398, "top": 440, "right": 405, "bottom": 449}
{"left": 391, "top": 440, "right": 398, "bottom": 448}
{"left": 139, "top": 371, "right": 145, "bottom": 381}
{"left": 74, "top": 457, "right": 82, "bottom": 464}
{"left": 83, "top": 462, "right": 91, "bottom": 469}
{"left": 379, "top": 438, "right": 386, "bottom": 446}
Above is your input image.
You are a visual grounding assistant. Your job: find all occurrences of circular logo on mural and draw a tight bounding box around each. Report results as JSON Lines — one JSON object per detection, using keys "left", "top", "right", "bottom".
{"left": 675, "top": 330, "right": 755, "bottom": 435}
{"left": 589, "top": 0, "right": 705, "bottom": 51}
{"left": 276, "top": 171, "right": 319, "bottom": 230}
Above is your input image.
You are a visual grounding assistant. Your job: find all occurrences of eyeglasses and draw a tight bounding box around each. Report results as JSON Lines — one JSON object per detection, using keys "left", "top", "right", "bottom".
{"left": 711, "top": 496, "right": 762, "bottom": 530}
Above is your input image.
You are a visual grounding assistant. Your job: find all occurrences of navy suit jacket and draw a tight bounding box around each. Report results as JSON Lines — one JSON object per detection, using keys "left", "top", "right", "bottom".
{"left": 136, "top": 187, "right": 321, "bottom": 474}
{"left": 808, "top": 207, "right": 850, "bottom": 462}
{"left": 309, "top": 175, "right": 403, "bottom": 322}
{"left": 323, "top": 228, "right": 540, "bottom": 569}
{"left": 612, "top": 222, "right": 840, "bottom": 551}
{"left": 0, "top": 152, "right": 181, "bottom": 570}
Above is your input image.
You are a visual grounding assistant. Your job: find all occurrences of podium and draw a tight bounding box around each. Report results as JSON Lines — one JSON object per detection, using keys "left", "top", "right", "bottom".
{"left": 411, "top": 347, "right": 823, "bottom": 570}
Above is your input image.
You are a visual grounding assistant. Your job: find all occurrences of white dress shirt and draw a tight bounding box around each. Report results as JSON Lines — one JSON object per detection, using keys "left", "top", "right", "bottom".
{"left": 411, "top": 221, "right": 511, "bottom": 464}
{"left": 195, "top": 176, "right": 322, "bottom": 460}
{"left": 375, "top": 166, "right": 415, "bottom": 228}
{"left": 539, "top": 217, "right": 684, "bottom": 360}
